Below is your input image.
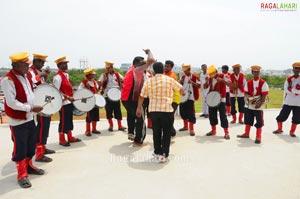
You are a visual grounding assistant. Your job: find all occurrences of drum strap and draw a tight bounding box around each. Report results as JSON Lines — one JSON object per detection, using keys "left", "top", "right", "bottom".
{"left": 82, "top": 79, "right": 98, "bottom": 94}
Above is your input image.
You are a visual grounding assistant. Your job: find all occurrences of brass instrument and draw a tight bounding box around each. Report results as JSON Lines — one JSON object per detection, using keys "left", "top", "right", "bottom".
{"left": 245, "top": 95, "right": 269, "bottom": 109}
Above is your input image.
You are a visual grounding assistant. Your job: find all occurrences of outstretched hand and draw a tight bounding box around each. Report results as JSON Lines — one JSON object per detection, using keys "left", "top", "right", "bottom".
{"left": 143, "top": 49, "right": 151, "bottom": 55}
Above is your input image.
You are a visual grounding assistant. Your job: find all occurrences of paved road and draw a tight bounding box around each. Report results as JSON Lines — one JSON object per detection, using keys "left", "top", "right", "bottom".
{"left": 0, "top": 109, "right": 300, "bottom": 199}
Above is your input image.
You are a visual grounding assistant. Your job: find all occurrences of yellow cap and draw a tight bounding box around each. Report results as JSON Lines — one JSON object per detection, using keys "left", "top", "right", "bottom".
{"left": 105, "top": 61, "right": 114, "bottom": 68}
{"left": 84, "top": 68, "right": 96, "bottom": 76}
{"left": 251, "top": 65, "right": 262, "bottom": 71}
{"left": 182, "top": 64, "right": 191, "bottom": 71}
{"left": 207, "top": 65, "right": 217, "bottom": 74}
{"left": 55, "top": 56, "right": 69, "bottom": 64}
{"left": 292, "top": 62, "right": 300, "bottom": 68}
{"left": 9, "top": 52, "right": 31, "bottom": 64}
{"left": 232, "top": 64, "right": 241, "bottom": 69}
{"left": 33, "top": 53, "right": 48, "bottom": 62}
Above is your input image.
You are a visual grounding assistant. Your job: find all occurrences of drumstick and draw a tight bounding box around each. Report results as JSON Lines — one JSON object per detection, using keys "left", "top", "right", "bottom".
{"left": 73, "top": 95, "right": 94, "bottom": 101}
{"left": 41, "top": 97, "right": 55, "bottom": 107}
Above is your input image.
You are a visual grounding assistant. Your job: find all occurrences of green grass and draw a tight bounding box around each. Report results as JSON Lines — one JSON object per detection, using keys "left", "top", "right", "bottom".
{"left": 51, "top": 88, "right": 283, "bottom": 121}
{"left": 195, "top": 88, "right": 284, "bottom": 112}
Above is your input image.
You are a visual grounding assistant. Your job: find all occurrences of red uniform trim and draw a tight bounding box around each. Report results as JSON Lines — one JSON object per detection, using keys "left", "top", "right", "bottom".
{"left": 4, "top": 69, "right": 33, "bottom": 120}
{"left": 10, "top": 126, "right": 17, "bottom": 160}
{"left": 181, "top": 73, "right": 200, "bottom": 100}
{"left": 229, "top": 73, "right": 245, "bottom": 93}
{"left": 208, "top": 74, "right": 226, "bottom": 98}
{"left": 101, "top": 71, "right": 122, "bottom": 95}
{"left": 56, "top": 70, "right": 73, "bottom": 97}
{"left": 38, "top": 115, "right": 43, "bottom": 144}
{"left": 82, "top": 79, "right": 98, "bottom": 94}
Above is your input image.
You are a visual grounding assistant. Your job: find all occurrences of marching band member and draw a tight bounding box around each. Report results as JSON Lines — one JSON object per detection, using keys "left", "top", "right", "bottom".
{"left": 143, "top": 69, "right": 153, "bottom": 128}
{"left": 199, "top": 64, "right": 209, "bottom": 118}
{"left": 237, "top": 65, "right": 269, "bottom": 144}
{"left": 28, "top": 53, "right": 54, "bottom": 163}
{"left": 229, "top": 64, "right": 246, "bottom": 124}
{"left": 1, "top": 52, "right": 44, "bottom": 188}
{"left": 136, "top": 62, "right": 185, "bottom": 163}
{"left": 98, "top": 61, "right": 126, "bottom": 132}
{"left": 222, "top": 65, "right": 231, "bottom": 116}
{"left": 78, "top": 68, "right": 101, "bottom": 136}
{"left": 121, "top": 49, "right": 155, "bottom": 145}
{"left": 53, "top": 56, "right": 81, "bottom": 147}
{"left": 273, "top": 62, "right": 300, "bottom": 137}
{"left": 164, "top": 60, "right": 180, "bottom": 137}
{"left": 204, "top": 65, "right": 230, "bottom": 139}
{"left": 178, "top": 64, "right": 200, "bottom": 136}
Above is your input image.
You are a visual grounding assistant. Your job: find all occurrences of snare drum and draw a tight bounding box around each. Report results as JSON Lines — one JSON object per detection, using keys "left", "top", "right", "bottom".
{"left": 33, "top": 84, "right": 63, "bottom": 116}
{"left": 73, "top": 89, "right": 96, "bottom": 112}
{"left": 107, "top": 88, "right": 121, "bottom": 101}
{"left": 206, "top": 91, "right": 221, "bottom": 107}
{"left": 95, "top": 94, "right": 106, "bottom": 108}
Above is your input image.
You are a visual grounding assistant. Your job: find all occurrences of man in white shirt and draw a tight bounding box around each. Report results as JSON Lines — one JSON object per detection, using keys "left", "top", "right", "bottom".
{"left": 237, "top": 65, "right": 269, "bottom": 144}
{"left": 273, "top": 62, "right": 300, "bottom": 137}
{"left": 199, "top": 64, "right": 209, "bottom": 118}
{"left": 1, "top": 52, "right": 44, "bottom": 188}
{"left": 53, "top": 56, "right": 81, "bottom": 146}
{"left": 98, "top": 61, "right": 126, "bottom": 132}
{"left": 28, "top": 53, "right": 54, "bottom": 163}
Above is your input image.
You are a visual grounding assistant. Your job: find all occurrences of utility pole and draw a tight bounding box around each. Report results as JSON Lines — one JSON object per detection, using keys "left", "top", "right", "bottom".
{"left": 79, "top": 57, "right": 88, "bottom": 71}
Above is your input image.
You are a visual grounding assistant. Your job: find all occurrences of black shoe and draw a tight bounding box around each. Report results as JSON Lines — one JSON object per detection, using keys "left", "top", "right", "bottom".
{"left": 224, "top": 135, "right": 230, "bottom": 140}
{"left": 255, "top": 140, "right": 261, "bottom": 144}
{"left": 28, "top": 166, "right": 45, "bottom": 175}
{"left": 118, "top": 127, "right": 127, "bottom": 131}
{"left": 18, "top": 177, "right": 32, "bottom": 188}
{"left": 36, "top": 155, "right": 52, "bottom": 163}
{"left": 179, "top": 127, "right": 188, "bottom": 131}
{"left": 92, "top": 130, "right": 101, "bottom": 134}
{"left": 68, "top": 138, "right": 81, "bottom": 143}
{"left": 206, "top": 132, "right": 216, "bottom": 136}
{"left": 204, "top": 114, "right": 209, "bottom": 118}
{"left": 85, "top": 132, "right": 92, "bottom": 137}
{"left": 59, "top": 142, "right": 70, "bottom": 147}
{"left": 290, "top": 134, "right": 296, "bottom": 137}
{"left": 108, "top": 127, "right": 113, "bottom": 132}
{"left": 44, "top": 148, "right": 55, "bottom": 154}
{"left": 199, "top": 114, "right": 205, "bottom": 117}
{"left": 237, "top": 135, "right": 250, "bottom": 138}
{"left": 273, "top": 130, "right": 283, "bottom": 134}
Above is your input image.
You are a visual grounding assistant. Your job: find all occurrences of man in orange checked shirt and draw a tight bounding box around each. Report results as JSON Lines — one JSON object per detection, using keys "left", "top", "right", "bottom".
{"left": 136, "top": 62, "right": 185, "bottom": 163}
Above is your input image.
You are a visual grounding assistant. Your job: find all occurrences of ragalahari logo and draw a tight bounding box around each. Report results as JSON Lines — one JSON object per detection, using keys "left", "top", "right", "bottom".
{"left": 260, "top": 2, "right": 298, "bottom": 11}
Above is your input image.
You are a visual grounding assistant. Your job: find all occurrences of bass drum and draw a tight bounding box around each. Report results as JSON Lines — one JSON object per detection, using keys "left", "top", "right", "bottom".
{"left": 95, "top": 94, "right": 106, "bottom": 108}
{"left": 33, "top": 84, "right": 63, "bottom": 116}
{"left": 107, "top": 88, "right": 121, "bottom": 101}
{"left": 73, "top": 89, "right": 96, "bottom": 112}
{"left": 206, "top": 91, "right": 221, "bottom": 107}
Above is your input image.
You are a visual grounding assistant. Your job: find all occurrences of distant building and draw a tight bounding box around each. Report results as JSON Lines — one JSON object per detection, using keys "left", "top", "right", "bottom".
{"left": 120, "top": 63, "right": 131, "bottom": 72}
